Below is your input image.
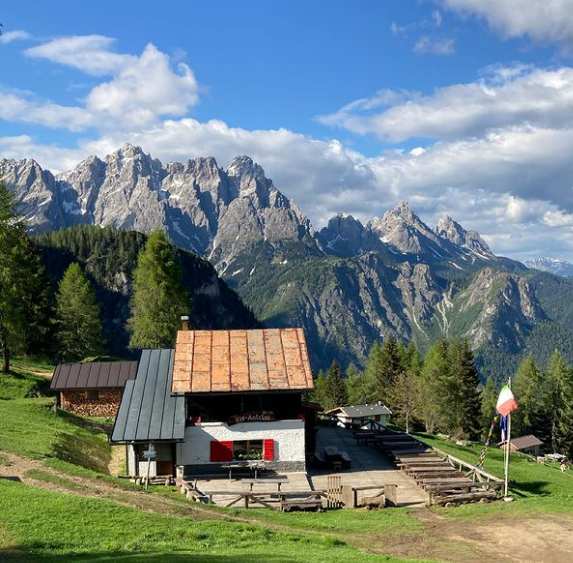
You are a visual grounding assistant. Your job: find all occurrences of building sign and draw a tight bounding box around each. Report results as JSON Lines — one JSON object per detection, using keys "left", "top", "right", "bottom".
{"left": 228, "top": 411, "right": 276, "bottom": 425}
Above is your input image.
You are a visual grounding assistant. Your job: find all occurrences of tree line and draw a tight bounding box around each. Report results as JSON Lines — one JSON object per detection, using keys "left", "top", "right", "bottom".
{"left": 312, "top": 335, "right": 573, "bottom": 458}
{"left": 0, "top": 181, "right": 191, "bottom": 371}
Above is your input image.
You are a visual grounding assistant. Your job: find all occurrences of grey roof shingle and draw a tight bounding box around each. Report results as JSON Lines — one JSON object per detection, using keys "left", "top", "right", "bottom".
{"left": 511, "top": 435, "right": 543, "bottom": 450}
{"left": 50, "top": 361, "right": 138, "bottom": 390}
{"left": 111, "top": 349, "right": 185, "bottom": 443}
{"left": 325, "top": 404, "right": 393, "bottom": 417}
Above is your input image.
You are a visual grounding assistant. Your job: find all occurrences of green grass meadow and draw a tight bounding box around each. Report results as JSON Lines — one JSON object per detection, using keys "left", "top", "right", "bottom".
{"left": 2, "top": 360, "right": 573, "bottom": 562}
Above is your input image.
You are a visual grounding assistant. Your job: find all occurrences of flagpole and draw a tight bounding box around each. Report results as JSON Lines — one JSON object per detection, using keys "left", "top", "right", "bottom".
{"left": 504, "top": 377, "right": 512, "bottom": 499}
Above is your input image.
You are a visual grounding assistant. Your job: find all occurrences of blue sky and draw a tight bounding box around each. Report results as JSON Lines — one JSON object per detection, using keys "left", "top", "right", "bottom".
{"left": 2, "top": 0, "right": 573, "bottom": 261}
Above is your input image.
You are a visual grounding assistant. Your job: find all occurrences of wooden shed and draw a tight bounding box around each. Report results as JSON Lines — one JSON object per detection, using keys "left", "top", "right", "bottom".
{"left": 50, "top": 361, "right": 138, "bottom": 418}
{"left": 502, "top": 434, "right": 543, "bottom": 456}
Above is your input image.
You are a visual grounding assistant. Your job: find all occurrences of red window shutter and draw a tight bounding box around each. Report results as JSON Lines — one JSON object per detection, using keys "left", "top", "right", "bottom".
{"left": 210, "top": 440, "right": 233, "bottom": 462}
{"left": 264, "top": 439, "right": 275, "bottom": 461}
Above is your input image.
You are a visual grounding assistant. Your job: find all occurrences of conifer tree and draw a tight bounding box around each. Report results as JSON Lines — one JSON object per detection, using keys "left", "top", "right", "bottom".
{"left": 545, "top": 351, "right": 573, "bottom": 456}
{"left": 513, "top": 355, "right": 543, "bottom": 436}
{"left": 0, "top": 182, "right": 49, "bottom": 372}
{"left": 373, "top": 335, "right": 404, "bottom": 407}
{"left": 391, "top": 366, "right": 420, "bottom": 433}
{"left": 346, "top": 363, "right": 374, "bottom": 405}
{"left": 481, "top": 377, "right": 499, "bottom": 438}
{"left": 311, "top": 369, "right": 327, "bottom": 406}
{"left": 322, "top": 361, "right": 348, "bottom": 411}
{"left": 419, "top": 339, "right": 449, "bottom": 433}
{"left": 128, "top": 230, "right": 189, "bottom": 349}
{"left": 449, "top": 340, "right": 482, "bottom": 439}
{"left": 56, "top": 263, "right": 104, "bottom": 361}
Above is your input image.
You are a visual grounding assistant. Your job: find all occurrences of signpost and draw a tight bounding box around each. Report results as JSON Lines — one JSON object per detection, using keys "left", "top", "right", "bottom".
{"left": 142, "top": 443, "right": 156, "bottom": 490}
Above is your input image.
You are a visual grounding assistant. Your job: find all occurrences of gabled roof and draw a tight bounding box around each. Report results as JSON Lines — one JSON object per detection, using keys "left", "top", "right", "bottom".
{"left": 172, "top": 328, "right": 314, "bottom": 394}
{"left": 111, "top": 350, "right": 185, "bottom": 443}
{"left": 511, "top": 435, "right": 543, "bottom": 450}
{"left": 326, "top": 404, "right": 392, "bottom": 418}
{"left": 51, "top": 361, "right": 138, "bottom": 390}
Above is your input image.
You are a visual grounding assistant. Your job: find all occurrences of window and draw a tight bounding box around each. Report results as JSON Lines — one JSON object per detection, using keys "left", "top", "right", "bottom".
{"left": 87, "top": 390, "right": 99, "bottom": 401}
{"left": 232, "top": 440, "right": 263, "bottom": 461}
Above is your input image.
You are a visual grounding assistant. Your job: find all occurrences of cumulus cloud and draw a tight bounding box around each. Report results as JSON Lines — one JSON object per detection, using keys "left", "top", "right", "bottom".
{"left": 317, "top": 66, "right": 573, "bottom": 141}
{"left": 0, "top": 30, "right": 31, "bottom": 44}
{"left": 5, "top": 35, "right": 573, "bottom": 260}
{"left": 10, "top": 38, "right": 200, "bottom": 132}
{"left": 439, "top": 0, "right": 573, "bottom": 50}
{"left": 25, "top": 35, "right": 135, "bottom": 75}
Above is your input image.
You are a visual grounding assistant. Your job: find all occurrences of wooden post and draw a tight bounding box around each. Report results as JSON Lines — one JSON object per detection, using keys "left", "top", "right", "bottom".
{"left": 384, "top": 484, "right": 397, "bottom": 507}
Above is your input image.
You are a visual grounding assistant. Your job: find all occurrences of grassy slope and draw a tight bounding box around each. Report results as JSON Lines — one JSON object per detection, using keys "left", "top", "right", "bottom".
{"left": 415, "top": 433, "right": 573, "bottom": 518}
{"left": 0, "top": 360, "right": 426, "bottom": 563}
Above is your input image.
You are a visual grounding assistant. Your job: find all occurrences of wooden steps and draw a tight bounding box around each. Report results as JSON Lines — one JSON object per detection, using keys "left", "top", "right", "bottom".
{"left": 359, "top": 425, "right": 503, "bottom": 507}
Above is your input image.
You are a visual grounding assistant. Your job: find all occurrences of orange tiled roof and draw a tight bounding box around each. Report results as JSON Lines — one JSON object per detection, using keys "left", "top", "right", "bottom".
{"left": 172, "top": 328, "right": 314, "bottom": 394}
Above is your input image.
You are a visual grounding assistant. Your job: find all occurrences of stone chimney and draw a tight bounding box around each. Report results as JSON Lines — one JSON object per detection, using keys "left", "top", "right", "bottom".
{"left": 180, "top": 315, "right": 190, "bottom": 331}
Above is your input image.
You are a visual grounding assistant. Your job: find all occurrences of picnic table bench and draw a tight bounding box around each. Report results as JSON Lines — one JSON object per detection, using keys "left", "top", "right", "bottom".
{"left": 221, "top": 461, "right": 267, "bottom": 480}
{"left": 241, "top": 477, "right": 289, "bottom": 492}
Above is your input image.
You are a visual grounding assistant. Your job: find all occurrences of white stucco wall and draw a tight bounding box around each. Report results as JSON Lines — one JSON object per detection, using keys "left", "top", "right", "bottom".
{"left": 177, "top": 419, "right": 306, "bottom": 466}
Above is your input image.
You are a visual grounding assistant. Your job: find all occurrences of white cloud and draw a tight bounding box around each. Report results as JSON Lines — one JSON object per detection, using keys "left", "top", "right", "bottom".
{"left": 0, "top": 90, "right": 94, "bottom": 131}
{"left": 5, "top": 35, "right": 573, "bottom": 261}
{"left": 0, "top": 30, "right": 31, "bottom": 44}
{"left": 85, "top": 44, "right": 199, "bottom": 129}
{"left": 413, "top": 36, "right": 455, "bottom": 55}
{"left": 25, "top": 35, "right": 135, "bottom": 75}
{"left": 440, "top": 0, "right": 573, "bottom": 50}
{"left": 6, "top": 39, "right": 199, "bottom": 133}
{"left": 317, "top": 66, "right": 573, "bottom": 141}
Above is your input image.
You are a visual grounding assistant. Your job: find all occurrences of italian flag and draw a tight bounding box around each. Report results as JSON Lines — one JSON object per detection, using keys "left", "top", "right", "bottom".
{"left": 496, "top": 385, "right": 518, "bottom": 416}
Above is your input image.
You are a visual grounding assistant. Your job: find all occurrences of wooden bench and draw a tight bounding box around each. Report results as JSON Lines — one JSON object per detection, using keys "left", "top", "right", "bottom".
{"left": 221, "top": 462, "right": 267, "bottom": 480}
{"left": 241, "top": 477, "right": 289, "bottom": 492}
{"left": 340, "top": 452, "right": 352, "bottom": 469}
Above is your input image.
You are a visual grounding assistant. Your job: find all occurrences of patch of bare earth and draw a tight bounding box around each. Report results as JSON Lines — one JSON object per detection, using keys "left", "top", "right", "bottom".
{"left": 371, "top": 508, "right": 573, "bottom": 563}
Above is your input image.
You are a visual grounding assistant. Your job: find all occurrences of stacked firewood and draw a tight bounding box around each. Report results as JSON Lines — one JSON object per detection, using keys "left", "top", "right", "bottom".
{"left": 60, "top": 389, "right": 122, "bottom": 418}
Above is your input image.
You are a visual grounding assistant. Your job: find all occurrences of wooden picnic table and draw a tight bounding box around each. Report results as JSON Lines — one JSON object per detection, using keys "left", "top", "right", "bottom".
{"left": 221, "top": 461, "right": 267, "bottom": 480}
{"left": 324, "top": 445, "right": 341, "bottom": 458}
{"left": 354, "top": 431, "right": 375, "bottom": 445}
{"left": 241, "top": 477, "right": 289, "bottom": 492}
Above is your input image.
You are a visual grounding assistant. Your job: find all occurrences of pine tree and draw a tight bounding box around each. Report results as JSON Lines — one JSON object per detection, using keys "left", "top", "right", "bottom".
{"left": 449, "top": 340, "right": 482, "bottom": 439}
{"left": 545, "top": 351, "right": 573, "bottom": 456}
{"left": 373, "top": 335, "right": 404, "bottom": 407}
{"left": 0, "top": 182, "right": 49, "bottom": 372}
{"left": 56, "top": 263, "right": 104, "bottom": 361}
{"left": 513, "top": 355, "right": 543, "bottom": 437}
{"left": 481, "top": 377, "right": 499, "bottom": 439}
{"left": 419, "top": 339, "right": 449, "bottom": 433}
{"left": 322, "top": 361, "right": 348, "bottom": 411}
{"left": 128, "top": 230, "right": 190, "bottom": 349}
{"left": 346, "top": 363, "right": 375, "bottom": 405}
{"left": 391, "top": 367, "right": 420, "bottom": 433}
{"left": 310, "top": 369, "right": 327, "bottom": 406}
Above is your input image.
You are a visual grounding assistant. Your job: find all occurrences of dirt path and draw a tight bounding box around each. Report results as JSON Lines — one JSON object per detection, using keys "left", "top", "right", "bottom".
{"left": 2, "top": 451, "right": 573, "bottom": 563}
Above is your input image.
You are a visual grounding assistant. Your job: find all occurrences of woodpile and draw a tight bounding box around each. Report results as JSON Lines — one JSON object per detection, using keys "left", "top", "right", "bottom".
{"left": 60, "top": 389, "right": 123, "bottom": 418}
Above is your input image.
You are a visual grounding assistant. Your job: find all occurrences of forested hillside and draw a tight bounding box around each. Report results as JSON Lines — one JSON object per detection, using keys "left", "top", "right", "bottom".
{"left": 34, "top": 226, "right": 259, "bottom": 358}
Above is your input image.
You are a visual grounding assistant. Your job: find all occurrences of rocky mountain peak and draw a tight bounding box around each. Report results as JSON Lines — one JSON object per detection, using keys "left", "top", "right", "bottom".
{"left": 525, "top": 257, "right": 573, "bottom": 277}
{"left": 436, "top": 214, "right": 493, "bottom": 259}
{"left": 369, "top": 200, "right": 445, "bottom": 256}
{"left": 391, "top": 200, "right": 416, "bottom": 223}
{"left": 436, "top": 215, "right": 466, "bottom": 246}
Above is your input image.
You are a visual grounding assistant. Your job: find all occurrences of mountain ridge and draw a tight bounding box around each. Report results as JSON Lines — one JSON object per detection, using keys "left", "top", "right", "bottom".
{"left": 3, "top": 144, "right": 572, "bottom": 378}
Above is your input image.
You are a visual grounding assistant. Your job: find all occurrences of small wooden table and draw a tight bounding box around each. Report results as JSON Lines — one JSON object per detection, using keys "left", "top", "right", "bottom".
{"left": 241, "top": 477, "right": 289, "bottom": 492}
{"left": 324, "top": 446, "right": 341, "bottom": 458}
{"left": 222, "top": 461, "right": 267, "bottom": 480}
